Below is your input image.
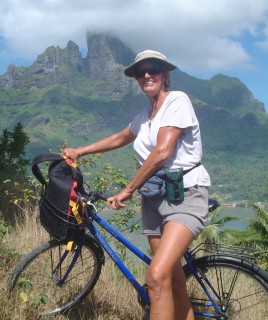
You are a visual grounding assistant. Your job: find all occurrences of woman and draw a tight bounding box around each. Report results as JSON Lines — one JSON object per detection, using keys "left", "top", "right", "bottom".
{"left": 64, "top": 50, "right": 210, "bottom": 320}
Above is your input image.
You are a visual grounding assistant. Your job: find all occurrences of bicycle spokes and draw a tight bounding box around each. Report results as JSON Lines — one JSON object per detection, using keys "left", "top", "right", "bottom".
{"left": 50, "top": 242, "right": 81, "bottom": 286}
{"left": 187, "top": 262, "right": 268, "bottom": 319}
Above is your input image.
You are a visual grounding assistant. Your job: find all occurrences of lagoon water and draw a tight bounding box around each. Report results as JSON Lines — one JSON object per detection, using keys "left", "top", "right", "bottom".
{"left": 220, "top": 206, "right": 255, "bottom": 231}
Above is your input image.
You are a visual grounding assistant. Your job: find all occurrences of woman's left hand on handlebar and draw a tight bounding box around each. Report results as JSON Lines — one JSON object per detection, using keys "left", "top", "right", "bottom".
{"left": 107, "top": 189, "right": 132, "bottom": 210}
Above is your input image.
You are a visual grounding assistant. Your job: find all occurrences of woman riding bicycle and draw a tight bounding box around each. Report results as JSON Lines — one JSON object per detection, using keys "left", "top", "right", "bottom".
{"left": 64, "top": 49, "right": 211, "bottom": 320}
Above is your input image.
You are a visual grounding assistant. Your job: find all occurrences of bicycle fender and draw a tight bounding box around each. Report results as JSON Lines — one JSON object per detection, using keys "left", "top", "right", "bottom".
{"left": 184, "top": 254, "right": 268, "bottom": 286}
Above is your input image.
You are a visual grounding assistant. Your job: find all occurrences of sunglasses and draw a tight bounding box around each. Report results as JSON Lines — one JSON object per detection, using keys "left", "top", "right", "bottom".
{"left": 135, "top": 67, "right": 162, "bottom": 78}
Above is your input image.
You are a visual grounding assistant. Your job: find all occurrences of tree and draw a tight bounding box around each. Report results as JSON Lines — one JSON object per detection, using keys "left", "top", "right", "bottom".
{"left": 233, "top": 203, "right": 268, "bottom": 270}
{"left": 223, "top": 189, "right": 268, "bottom": 271}
{"left": 248, "top": 203, "right": 268, "bottom": 248}
{"left": 0, "top": 123, "right": 30, "bottom": 216}
{"left": 0, "top": 123, "right": 30, "bottom": 182}
{"left": 197, "top": 207, "right": 239, "bottom": 244}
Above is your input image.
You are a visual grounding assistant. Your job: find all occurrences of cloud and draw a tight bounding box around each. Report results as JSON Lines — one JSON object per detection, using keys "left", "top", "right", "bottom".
{"left": 0, "top": 0, "right": 268, "bottom": 73}
{"left": 256, "top": 22, "right": 268, "bottom": 52}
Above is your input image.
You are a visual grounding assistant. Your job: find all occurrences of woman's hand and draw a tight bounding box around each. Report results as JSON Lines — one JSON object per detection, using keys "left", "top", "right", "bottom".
{"left": 62, "top": 148, "right": 80, "bottom": 162}
{"left": 107, "top": 189, "right": 133, "bottom": 210}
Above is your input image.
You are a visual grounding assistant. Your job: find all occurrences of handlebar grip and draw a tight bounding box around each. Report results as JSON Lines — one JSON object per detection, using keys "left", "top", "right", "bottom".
{"left": 97, "top": 192, "right": 108, "bottom": 201}
{"left": 86, "top": 190, "right": 108, "bottom": 202}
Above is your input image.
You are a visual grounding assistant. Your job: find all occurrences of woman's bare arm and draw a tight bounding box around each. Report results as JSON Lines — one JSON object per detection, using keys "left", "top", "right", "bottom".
{"left": 63, "top": 127, "right": 135, "bottom": 160}
{"left": 108, "top": 126, "right": 183, "bottom": 209}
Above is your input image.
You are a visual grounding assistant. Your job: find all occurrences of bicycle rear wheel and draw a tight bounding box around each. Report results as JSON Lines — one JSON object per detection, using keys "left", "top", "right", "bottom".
{"left": 7, "top": 235, "right": 104, "bottom": 317}
{"left": 184, "top": 255, "right": 268, "bottom": 319}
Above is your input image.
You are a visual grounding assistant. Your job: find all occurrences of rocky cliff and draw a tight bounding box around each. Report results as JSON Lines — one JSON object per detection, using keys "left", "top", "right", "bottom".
{"left": 0, "top": 33, "right": 140, "bottom": 97}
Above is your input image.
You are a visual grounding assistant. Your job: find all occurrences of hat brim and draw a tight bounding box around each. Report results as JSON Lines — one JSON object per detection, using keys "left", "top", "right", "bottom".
{"left": 124, "top": 58, "right": 177, "bottom": 78}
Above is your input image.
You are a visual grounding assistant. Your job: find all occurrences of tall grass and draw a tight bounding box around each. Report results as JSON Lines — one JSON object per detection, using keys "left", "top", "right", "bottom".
{"left": 0, "top": 208, "right": 147, "bottom": 320}
{"left": 3, "top": 207, "right": 267, "bottom": 319}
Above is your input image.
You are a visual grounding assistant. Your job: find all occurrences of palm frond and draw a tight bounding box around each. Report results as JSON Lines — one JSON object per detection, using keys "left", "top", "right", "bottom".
{"left": 214, "top": 216, "right": 240, "bottom": 225}
{"left": 249, "top": 220, "right": 268, "bottom": 238}
{"left": 250, "top": 203, "right": 268, "bottom": 223}
{"left": 248, "top": 203, "right": 268, "bottom": 238}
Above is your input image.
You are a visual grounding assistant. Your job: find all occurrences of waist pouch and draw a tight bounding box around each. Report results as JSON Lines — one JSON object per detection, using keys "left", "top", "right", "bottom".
{"left": 139, "top": 163, "right": 201, "bottom": 203}
{"left": 138, "top": 169, "right": 166, "bottom": 198}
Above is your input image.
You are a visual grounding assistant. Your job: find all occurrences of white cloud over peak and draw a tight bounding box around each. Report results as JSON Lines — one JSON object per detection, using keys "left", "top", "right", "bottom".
{"left": 0, "top": 0, "right": 267, "bottom": 74}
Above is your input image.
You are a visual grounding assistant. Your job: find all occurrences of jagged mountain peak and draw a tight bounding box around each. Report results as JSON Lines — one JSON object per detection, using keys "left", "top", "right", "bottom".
{"left": 33, "top": 40, "right": 83, "bottom": 72}
{"left": 86, "top": 33, "right": 135, "bottom": 73}
{"left": 0, "top": 33, "right": 138, "bottom": 93}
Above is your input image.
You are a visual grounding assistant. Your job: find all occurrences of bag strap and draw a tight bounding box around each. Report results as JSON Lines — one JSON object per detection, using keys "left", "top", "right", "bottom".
{"left": 156, "top": 162, "right": 201, "bottom": 179}
{"left": 183, "top": 162, "right": 201, "bottom": 175}
{"left": 32, "top": 153, "right": 64, "bottom": 186}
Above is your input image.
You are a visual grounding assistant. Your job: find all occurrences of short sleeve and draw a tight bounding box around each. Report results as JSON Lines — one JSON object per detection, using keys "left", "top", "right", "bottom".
{"left": 160, "top": 92, "right": 194, "bottom": 129}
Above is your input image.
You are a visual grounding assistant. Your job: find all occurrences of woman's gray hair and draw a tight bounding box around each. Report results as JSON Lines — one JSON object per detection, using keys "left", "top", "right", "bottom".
{"left": 163, "top": 69, "right": 171, "bottom": 88}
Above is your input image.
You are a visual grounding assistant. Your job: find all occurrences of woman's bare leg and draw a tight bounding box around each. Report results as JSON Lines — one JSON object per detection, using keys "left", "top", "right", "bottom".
{"left": 147, "top": 222, "right": 195, "bottom": 320}
{"left": 172, "top": 260, "right": 194, "bottom": 319}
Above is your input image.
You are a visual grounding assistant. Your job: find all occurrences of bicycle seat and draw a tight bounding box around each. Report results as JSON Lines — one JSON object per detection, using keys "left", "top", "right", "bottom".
{"left": 208, "top": 198, "right": 220, "bottom": 212}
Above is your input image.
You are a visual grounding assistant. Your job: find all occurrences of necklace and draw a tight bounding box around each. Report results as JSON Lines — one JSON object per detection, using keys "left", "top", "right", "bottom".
{"left": 149, "top": 90, "right": 169, "bottom": 121}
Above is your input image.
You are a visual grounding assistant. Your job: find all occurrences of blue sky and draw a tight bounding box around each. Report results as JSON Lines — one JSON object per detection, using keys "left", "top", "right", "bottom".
{"left": 0, "top": 0, "right": 268, "bottom": 111}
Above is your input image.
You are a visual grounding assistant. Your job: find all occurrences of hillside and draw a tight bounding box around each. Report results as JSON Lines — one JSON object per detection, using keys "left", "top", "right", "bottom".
{"left": 0, "top": 33, "right": 267, "bottom": 202}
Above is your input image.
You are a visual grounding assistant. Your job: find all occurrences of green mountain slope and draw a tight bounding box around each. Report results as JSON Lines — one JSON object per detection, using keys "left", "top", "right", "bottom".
{"left": 0, "top": 34, "right": 267, "bottom": 202}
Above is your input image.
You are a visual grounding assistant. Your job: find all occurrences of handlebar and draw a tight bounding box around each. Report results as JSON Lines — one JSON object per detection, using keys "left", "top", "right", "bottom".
{"left": 84, "top": 190, "right": 108, "bottom": 203}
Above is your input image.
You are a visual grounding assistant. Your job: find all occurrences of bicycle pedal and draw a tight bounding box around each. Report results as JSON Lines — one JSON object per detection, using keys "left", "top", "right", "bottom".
{"left": 143, "top": 305, "right": 150, "bottom": 320}
{"left": 137, "top": 283, "right": 148, "bottom": 307}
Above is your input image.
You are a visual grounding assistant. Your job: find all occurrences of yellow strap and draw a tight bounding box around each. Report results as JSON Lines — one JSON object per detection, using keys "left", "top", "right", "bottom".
{"left": 62, "top": 155, "right": 78, "bottom": 168}
{"left": 69, "top": 199, "right": 83, "bottom": 224}
{"left": 70, "top": 161, "right": 78, "bottom": 168}
{"left": 66, "top": 241, "right": 75, "bottom": 251}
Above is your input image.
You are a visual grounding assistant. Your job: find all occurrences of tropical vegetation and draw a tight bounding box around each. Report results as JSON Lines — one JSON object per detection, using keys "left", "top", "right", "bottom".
{"left": 0, "top": 124, "right": 267, "bottom": 320}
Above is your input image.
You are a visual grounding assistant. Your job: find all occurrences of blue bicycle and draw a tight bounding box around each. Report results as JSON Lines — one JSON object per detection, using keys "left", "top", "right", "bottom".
{"left": 7, "top": 191, "right": 268, "bottom": 319}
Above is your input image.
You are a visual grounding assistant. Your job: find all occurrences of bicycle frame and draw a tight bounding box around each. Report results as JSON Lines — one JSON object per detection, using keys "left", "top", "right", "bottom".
{"left": 55, "top": 203, "right": 224, "bottom": 318}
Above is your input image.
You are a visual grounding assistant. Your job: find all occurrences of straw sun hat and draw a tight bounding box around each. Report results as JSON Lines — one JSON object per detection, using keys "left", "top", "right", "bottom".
{"left": 124, "top": 50, "right": 177, "bottom": 77}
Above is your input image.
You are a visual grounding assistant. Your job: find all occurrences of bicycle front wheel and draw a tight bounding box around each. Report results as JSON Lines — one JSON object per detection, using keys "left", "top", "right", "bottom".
{"left": 184, "top": 255, "right": 268, "bottom": 319}
{"left": 7, "top": 235, "right": 104, "bottom": 317}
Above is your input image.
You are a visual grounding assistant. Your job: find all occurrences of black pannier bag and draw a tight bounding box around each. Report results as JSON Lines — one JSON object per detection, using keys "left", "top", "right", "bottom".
{"left": 32, "top": 153, "right": 85, "bottom": 241}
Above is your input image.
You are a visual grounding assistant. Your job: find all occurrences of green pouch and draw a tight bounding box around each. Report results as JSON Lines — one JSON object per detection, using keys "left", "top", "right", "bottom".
{"left": 164, "top": 168, "right": 184, "bottom": 203}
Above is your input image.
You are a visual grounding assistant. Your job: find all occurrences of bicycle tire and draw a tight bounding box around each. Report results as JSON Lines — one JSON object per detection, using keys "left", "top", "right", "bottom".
{"left": 7, "top": 235, "right": 104, "bottom": 317}
{"left": 184, "top": 254, "right": 268, "bottom": 319}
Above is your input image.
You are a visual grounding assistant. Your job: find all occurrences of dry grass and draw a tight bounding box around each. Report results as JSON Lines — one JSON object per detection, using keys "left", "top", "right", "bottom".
{"left": 0, "top": 209, "right": 148, "bottom": 320}
{"left": 1, "top": 210, "right": 268, "bottom": 319}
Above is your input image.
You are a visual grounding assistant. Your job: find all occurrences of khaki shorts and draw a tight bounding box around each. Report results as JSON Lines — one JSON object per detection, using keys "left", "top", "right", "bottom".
{"left": 141, "top": 186, "right": 209, "bottom": 238}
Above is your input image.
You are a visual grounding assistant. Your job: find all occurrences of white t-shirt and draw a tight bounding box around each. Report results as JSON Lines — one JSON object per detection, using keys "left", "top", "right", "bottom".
{"left": 129, "top": 91, "right": 211, "bottom": 188}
